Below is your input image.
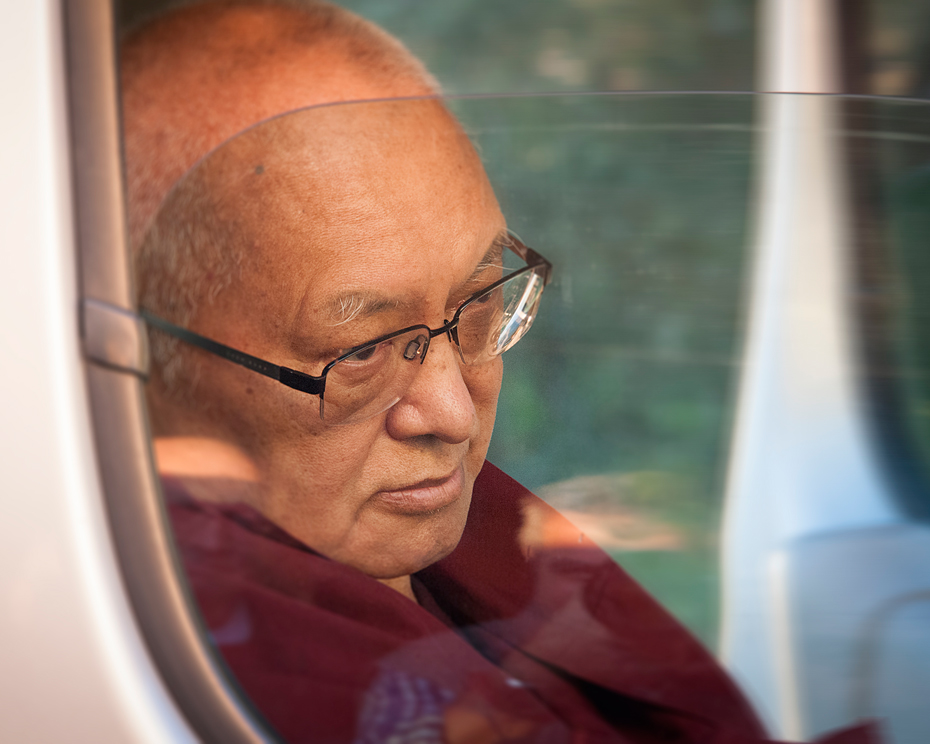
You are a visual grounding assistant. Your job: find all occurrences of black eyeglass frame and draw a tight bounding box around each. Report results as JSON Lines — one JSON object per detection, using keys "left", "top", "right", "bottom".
{"left": 141, "top": 235, "right": 552, "bottom": 415}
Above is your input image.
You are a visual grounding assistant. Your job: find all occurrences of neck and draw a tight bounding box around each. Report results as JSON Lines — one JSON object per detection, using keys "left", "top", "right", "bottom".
{"left": 377, "top": 574, "right": 417, "bottom": 603}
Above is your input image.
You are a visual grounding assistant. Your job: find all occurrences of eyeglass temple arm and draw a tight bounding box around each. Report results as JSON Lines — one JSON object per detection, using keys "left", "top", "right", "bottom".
{"left": 140, "top": 310, "right": 325, "bottom": 396}
{"left": 506, "top": 232, "right": 553, "bottom": 286}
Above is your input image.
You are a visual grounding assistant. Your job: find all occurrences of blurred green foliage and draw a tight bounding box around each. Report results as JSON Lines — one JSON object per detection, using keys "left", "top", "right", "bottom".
{"left": 337, "top": 0, "right": 756, "bottom": 94}
{"left": 449, "top": 93, "right": 755, "bottom": 646}
{"left": 864, "top": 0, "right": 930, "bottom": 97}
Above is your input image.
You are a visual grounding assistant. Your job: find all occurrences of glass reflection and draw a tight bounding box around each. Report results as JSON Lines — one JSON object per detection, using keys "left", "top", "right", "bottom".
{"left": 135, "top": 91, "right": 919, "bottom": 744}
{"left": 138, "top": 94, "right": 773, "bottom": 743}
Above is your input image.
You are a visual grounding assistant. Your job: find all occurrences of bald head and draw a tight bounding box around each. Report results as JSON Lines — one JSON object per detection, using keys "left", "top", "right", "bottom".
{"left": 129, "top": 2, "right": 511, "bottom": 585}
{"left": 124, "top": 0, "right": 446, "bottom": 397}
{"left": 122, "top": 0, "right": 438, "bottom": 247}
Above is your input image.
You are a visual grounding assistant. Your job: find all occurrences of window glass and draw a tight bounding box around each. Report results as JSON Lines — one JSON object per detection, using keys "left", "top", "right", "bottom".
{"left": 850, "top": 97, "right": 930, "bottom": 516}
{"left": 859, "top": 0, "right": 930, "bottom": 97}
{"left": 334, "top": 0, "right": 757, "bottom": 94}
{"left": 120, "top": 0, "right": 757, "bottom": 94}
{"left": 112, "top": 3, "right": 930, "bottom": 742}
{"left": 139, "top": 93, "right": 755, "bottom": 742}
{"left": 459, "top": 93, "right": 754, "bottom": 646}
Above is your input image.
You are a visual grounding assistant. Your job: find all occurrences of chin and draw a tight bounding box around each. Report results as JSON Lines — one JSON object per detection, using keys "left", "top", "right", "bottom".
{"left": 364, "top": 505, "right": 471, "bottom": 580}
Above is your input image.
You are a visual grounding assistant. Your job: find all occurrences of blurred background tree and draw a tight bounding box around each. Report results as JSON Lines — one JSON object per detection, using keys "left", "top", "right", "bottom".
{"left": 338, "top": 0, "right": 755, "bottom": 94}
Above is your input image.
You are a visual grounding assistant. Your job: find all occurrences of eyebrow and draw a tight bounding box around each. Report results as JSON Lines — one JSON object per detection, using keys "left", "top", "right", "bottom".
{"left": 463, "top": 231, "right": 507, "bottom": 286}
{"left": 325, "top": 230, "right": 509, "bottom": 326}
{"left": 327, "top": 294, "right": 406, "bottom": 326}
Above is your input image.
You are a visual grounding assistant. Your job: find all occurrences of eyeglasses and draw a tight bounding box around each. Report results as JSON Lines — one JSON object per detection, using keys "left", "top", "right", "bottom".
{"left": 142, "top": 234, "right": 552, "bottom": 425}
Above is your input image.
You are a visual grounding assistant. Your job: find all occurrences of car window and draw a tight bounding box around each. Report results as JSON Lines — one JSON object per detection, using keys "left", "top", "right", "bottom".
{"left": 465, "top": 93, "right": 753, "bottom": 647}
{"left": 335, "top": 0, "right": 757, "bottom": 94}
{"left": 96, "top": 2, "right": 930, "bottom": 743}
{"left": 849, "top": 97, "right": 930, "bottom": 518}
{"left": 137, "top": 92, "right": 754, "bottom": 742}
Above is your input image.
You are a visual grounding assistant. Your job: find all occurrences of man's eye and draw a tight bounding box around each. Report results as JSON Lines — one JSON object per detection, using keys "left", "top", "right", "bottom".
{"left": 469, "top": 285, "right": 504, "bottom": 310}
{"left": 350, "top": 345, "right": 378, "bottom": 362}
{"left": 340, "top": 340, "right": 392, "bottom": 367}
{"left": 331, "top": 339, "right": 379, "bottom": 360}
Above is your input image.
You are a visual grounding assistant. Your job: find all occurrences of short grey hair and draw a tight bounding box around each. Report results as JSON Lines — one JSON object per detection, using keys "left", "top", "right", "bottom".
{"left": 136, "top": 164, "right": 244, "bottom": 394}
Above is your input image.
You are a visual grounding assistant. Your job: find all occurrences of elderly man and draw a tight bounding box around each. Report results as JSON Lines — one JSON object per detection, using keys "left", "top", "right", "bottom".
{"left": 123, "top": 2, "right": 878, "bottom": 743}
{"left": 126, "top": 0, "right": 512, "bottom": 603}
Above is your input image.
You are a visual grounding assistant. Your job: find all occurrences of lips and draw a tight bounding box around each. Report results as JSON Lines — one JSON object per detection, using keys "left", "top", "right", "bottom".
{"left": 375, "top": 465, "right": 464, "bottom": 514}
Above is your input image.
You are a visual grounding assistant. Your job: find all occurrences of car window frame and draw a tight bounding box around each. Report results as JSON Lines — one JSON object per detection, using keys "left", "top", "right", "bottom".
{"left": 68, "top": 1, "right": 276, "bottom": 741}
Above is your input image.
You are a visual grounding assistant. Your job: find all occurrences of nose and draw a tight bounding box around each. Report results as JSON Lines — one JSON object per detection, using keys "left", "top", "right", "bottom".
{"left": 384, "top": 333, "right": 477, "bottom": 444}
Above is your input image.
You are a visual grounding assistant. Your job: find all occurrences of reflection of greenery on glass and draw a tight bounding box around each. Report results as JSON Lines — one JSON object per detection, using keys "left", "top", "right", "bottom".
{"left": 336, "top": 0, "right": 756, "bottom": 95}
{"left": 447, "top": 94, "right": 754, "bottom": 647}
{"left": 864, "top": 0, "right": 930, "bottom": 97}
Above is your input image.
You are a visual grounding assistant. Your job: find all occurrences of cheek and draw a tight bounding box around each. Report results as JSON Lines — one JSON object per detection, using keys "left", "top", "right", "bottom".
{"left": 467, "top": 357, "right": 503, "bottom": 438}
{"left": 234, "top": 375, "right": 321, "bottom": 439}
{"left": 176, "top": 354, "right": 330, "bottom": 473}
{"left": 254, "top": 411, "right": 386, "bottom": 526}
{"left": 259, "top": 392, "right": 380, "bottom": 473}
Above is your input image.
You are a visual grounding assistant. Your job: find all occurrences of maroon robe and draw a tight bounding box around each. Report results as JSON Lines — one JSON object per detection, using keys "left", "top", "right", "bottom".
{"left": 165, "top": 462, "right": 879, "bottom": 744}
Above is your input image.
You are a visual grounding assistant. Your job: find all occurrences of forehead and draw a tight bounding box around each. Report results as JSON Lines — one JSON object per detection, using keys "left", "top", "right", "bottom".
{"left": 203, "top": 99, "right": 505, "bottom": 314}
{"left": 322, "top": 236, "right": 506, "bottom": 324}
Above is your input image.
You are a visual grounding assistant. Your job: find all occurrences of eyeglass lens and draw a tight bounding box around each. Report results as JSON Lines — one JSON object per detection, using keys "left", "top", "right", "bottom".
{"left": 322, "top": 266, "right": 546, "bottom": 425}
{"left": 458, "top": 268, "right": 546, "bottom": 364}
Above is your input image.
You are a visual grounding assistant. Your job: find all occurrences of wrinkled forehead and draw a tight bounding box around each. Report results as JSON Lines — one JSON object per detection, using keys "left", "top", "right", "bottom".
{"left": 149, "top": 99, "right": 502, "bottom": 282}
{"left": 180, "top": 101, "right": 490, "bottom": 227}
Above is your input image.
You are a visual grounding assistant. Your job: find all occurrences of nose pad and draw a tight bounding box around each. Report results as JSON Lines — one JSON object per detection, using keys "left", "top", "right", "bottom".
{"left": 446, "top": 324, "right": 466, "bottom": 364}
{"left": 388, "top": 324, "right": 476, "bottom": 444}
{"left": 404, "top": 334, "right": 429, "bottom": 362}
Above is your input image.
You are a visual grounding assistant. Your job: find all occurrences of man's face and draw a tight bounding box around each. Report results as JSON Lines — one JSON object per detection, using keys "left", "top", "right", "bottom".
{"left": 151, "top": 100, "right": 506, "bottom": 582}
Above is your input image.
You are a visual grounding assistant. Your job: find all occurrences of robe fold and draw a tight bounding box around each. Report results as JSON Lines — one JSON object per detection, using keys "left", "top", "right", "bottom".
{"left": 165, "top": 461, "right": 880, "bottom": 744}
